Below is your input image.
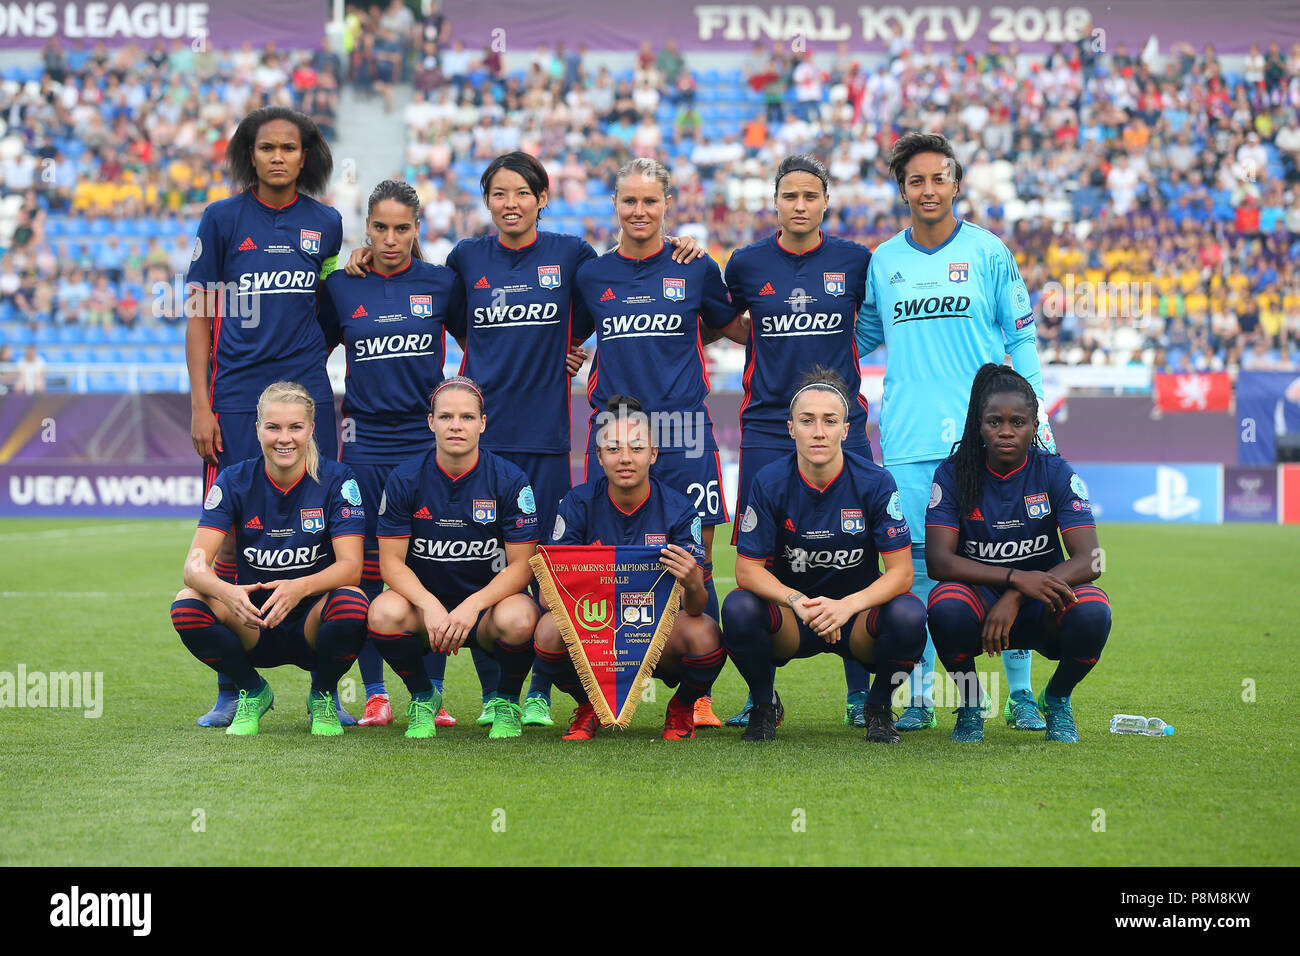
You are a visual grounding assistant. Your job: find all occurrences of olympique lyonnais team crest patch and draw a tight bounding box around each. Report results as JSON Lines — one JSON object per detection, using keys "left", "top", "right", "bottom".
{"left": 823, "top": 272, "right": 846, "bottom": 295}
{"left": 663, "top": 277, "right": 685, "bottom": 301}
{"left": 538, "top": 265, "right": 561, "bottom": 289}
{"left": 1024, "top": 492, "right": 1050, "bottom": 519}
{"left": 300, "top": 229, "right": 321, "bottom": 254}
{"left": 948, "top": 261, "right": 969, "bottom": 283}
{"left": 300, "top": 508, "right": 325, "bottom": 533}
{"left": 530, "top": 545, "right": 683, "bottom": 727}
{"left": 840, "top": 508, "right": 865, "bottom": 533}
{"left": 409, "top": 294, "right": 432, "bottom": 317}
{"left": 472, "top": 499, "right": 496, "bottom": 523}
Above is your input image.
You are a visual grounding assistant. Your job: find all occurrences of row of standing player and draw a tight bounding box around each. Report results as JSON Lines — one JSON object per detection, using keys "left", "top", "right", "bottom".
{"left": 181, "top": 104, "right": 1106, "bottom": 738}
{"left": 171, "top": 364, "right": 1111, "bottom": 741}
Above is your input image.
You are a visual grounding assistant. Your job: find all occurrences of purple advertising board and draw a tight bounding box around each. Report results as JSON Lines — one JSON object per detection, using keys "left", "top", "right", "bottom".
{"left": 0, "top": 462, "right": 202, "bottom": 517}
{"left": 1223, "top": 466, "right": 1278, "bottom": 523}
{"left": 447, "top": 0, "right": 1300, "bottom": 53}
{"left": 0, "top": 1, "right": 325, "bottom": 50}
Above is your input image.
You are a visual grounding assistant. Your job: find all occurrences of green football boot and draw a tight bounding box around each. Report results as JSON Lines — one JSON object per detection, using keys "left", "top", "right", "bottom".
{"left": 895, "top": 705, "right": 936, "bottom": 730}
{"left": 951, "top": 705, "right": 985, "bottom": 742}
{"left": 405, "top": 691, "right": 441, "bottom": 739}
{"left": 488, "top": 699, "right": 523, "bottom": 739}
{"left": 844, "top": 690, "right": 867, "bottom": 728}
{"left": 1004, "top": 688, "right": 1047, "bottom": 730}
{"left": 522, "top": 694, "right": 554, "bottom": 727}
{"left": 225, "top": 682, "right": 274, "bottom": 736}
{"left": 308, "top": 690, "right": 344, "bottom": 737}
{"left": 476, "top": 696, "right": 500, "bottom": 726}
{"left": 1039, "top": 690, "right": 1079, "bottom": 742}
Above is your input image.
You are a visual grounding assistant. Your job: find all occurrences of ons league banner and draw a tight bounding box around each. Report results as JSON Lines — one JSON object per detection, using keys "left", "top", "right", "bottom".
{"left": 0, "top": 1, "right": 325, "bottom": 48}
{"left": 531, "top": 545, "right": 683, "bottom": 727}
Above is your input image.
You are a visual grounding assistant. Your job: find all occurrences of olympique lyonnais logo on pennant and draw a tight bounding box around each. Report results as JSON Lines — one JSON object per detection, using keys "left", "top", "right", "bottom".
{"left": 644, "top": 534, "right": 666, "bottom": 546}
{"left": 300, "top": 508, "right": 325, "bottom": 533}
{"left": 538, "top": 265, "right": 561, "bottom": 289}
{"left": 663, "top": 277, "right": 685, "bottom": 301}
{"left": 409, "top": 294, "right": 432, "bottom": 317}
{"left": 948, "top": 262, "right": 969, "bottom": 283}
{"left": 530, "top": 545, "right": 683, "bottom": 727}
{"left": 1024, "top": 492, "right": 1050, "bottom": 519}
{"left": 823, "top": 272, "right": 846, "bottom": 295}
{"left": 472, "top": 499, "right": 496, "bottom": 524}
{"left": 300, "top": 229, "right": 321, "bottom": 254}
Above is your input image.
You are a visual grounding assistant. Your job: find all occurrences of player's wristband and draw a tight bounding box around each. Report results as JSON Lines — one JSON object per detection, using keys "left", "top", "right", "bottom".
{"left": 1005, "top": 569, "right": 1014, "bottom": 587}
{"left": 786, "top": 592, "right": 805, "bottom": 608}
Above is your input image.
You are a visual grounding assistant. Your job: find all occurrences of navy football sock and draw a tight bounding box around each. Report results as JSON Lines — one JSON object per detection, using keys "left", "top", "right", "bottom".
{"left": 171, "top": 598, "right": 263, "bottom": 692}
{"left": 310, "top": 590, "right": 369, "bottom": 696}
{"left": 491, "top": 638, "right": 535, "bottom": 702}
{"left": 927, "top": 587, "right": 984, "bottom": 707}
{"left": 720, "top": 589, "right": 778, "bottom": 705}
{"left": 676, "top": 647, "right": 726, "bottom": 706}
{"left": 843, "top": 656, "right": 870, "bottom": 698}
{"left": 358, "top": 640, "right": 387, "bottom": 697}
{"left": 424, "top": 649, "right": 447, "bottom": 692}
{"left": 369, "top": 627, "right": 433, "bottom": 695}
{"left": 1046, "top": 587, "right": 1111, "bottom": 698}
{"left": 470, "top": 641, "right": 501, "bottom": 698}
{"left": 533, "top": 645, "right": 587, "bottom": 703}
{"left": 866, "top": 594, "right": 927, "bottom": 707}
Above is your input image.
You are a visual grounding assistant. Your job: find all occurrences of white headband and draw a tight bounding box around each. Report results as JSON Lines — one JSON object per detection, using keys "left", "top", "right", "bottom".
{"left": 790, "top": 382, "right": 849, "bottom": 416}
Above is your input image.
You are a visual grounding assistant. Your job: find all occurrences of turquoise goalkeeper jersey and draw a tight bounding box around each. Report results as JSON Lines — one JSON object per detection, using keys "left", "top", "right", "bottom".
{"left": 854, "top": 219, "right": 1044, "bottom": 466}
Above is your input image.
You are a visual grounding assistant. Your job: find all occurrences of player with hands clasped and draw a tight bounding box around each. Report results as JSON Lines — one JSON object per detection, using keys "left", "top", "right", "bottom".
{"left": 925, "top": 365, "right": 1111, "bottom": 743}
{"left": 170, "top": 382, "right": 370, "bottom": 737}
{"left": 366, "top": 377, "right": 542, "bottom": 740}
{"left": 721, "top": 368, "right": 927, "bottom": 743}
{"left": 533, "top": 395, "right": 725, "bottom": 742}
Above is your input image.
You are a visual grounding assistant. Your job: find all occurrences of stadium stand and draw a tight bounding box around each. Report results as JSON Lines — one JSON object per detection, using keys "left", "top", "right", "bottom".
{"left": 0, "top": 11, "right": 1298, "bottom": 393}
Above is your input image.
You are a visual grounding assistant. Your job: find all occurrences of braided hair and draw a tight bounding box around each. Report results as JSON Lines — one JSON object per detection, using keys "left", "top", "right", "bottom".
{"left": 948, "top": 364, "right": 1048, "bottom": 517}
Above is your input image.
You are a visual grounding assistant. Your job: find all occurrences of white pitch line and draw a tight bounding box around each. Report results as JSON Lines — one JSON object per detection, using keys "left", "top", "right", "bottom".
{"left": 0, "top": 522, "right": 190, "bottom": 542}
{"left": 1, "top": 591, "right": 159, "bottom": 598}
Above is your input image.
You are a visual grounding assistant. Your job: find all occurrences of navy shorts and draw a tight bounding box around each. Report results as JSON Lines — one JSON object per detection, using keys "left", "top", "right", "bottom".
{"left": 246, "top": 598, "right": 319, "bottom": 670}
{"left": 347, "top": 460, "right": 397, "bottom": 546}
{"left": 491, "top": 450, "right": 571, "bottom": 543}
{"left": 584, "top": 448, "right": 729, "bottom": 526}
{"left": 204, "top": 396, "right": 338, "bottom": 493}
{"left": 928, "top": 582, "right": 1112, "bottom": 659}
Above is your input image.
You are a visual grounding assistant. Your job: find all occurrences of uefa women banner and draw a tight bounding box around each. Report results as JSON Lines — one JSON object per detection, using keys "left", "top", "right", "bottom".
{"left": 447, "top": 0, "right": 1300, "bottom": 53}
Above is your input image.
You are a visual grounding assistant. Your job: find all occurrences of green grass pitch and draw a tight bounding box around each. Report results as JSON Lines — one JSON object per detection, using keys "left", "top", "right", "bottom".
{"left": 1, "top": 518, "right": 1296, "bottom": 866}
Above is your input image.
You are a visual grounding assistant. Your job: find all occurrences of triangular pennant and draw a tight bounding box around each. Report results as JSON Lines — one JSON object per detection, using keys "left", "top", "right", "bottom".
{"left": 530, "top": 545, "right": 682, "bottom": 727}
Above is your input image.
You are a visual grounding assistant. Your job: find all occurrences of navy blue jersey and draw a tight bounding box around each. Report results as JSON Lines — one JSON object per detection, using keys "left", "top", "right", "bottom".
{"left": 444, "top": 232, "right": 597, "bottom": 454}
{"left": 575, "top": 243, "right": 736, "bottom": 453}
{"left": 198, "top": 457, "right": 364, "bottom": 584}
{"left": 725, "top": 232, "right": 872, "bottom": 449}
{"left": 926, "top": 448, "right": 1095, "bottom": 572}
{"left": 319, "top": 259, "right": 460, "bottom": 463}
{"left": 551, "top": 475, "right": 706, "bottom": 566}
{"left": 736, "top": 452, "right": 910, "bottom": 600}
{"left": 376, "top": 448, "right": 540, "bottom": 601}
{"left": 185, "top": 189, "right": 342, "bottom": 413}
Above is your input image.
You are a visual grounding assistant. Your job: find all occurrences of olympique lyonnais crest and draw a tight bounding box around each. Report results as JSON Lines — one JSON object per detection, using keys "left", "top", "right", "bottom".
{"left": 300, "top": 508, "right": 325, "bottom": 533}
{"left": 300, "top": 229, "right": 321, "bottom": 255}
{"left": 538, "top": 265, "right": 561, "bottom": 289}
{"left": 472, "top": 498, "right": 496, "bottom": 523}
{"left": 948, "top": 261, "right": 969, "bottom": 283}
{"left": 530, "top": 545, "right": 683, "bottom": 727}
{"left": 1024, "top": 492, "right": 1050, "bottom": 519}
{"left": 840, "top": 508, "right": 864, "bottom": 533}
{"left": 663, "top": 277, "right": 685, "bottom": 301}
{"left": 823, "top": 272, "right": 846, "bottom": 295}
{"left": 409, "top": 294, "right": 432, "bottom": 317}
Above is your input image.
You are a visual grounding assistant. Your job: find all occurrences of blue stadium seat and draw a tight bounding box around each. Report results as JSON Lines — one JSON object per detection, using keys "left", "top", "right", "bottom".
{"left": 87, "top": 371, "right": 128, "bottom": 392}
{"left": 143, "top": 371, "right": 177, "bottom": 392}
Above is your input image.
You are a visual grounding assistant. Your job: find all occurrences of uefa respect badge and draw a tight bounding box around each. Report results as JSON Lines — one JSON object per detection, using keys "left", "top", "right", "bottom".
{"left": 530, "top": 545, "right": 683, "bottom": 727}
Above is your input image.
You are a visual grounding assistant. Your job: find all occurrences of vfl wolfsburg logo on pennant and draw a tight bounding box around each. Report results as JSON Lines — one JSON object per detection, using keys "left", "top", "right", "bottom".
{"left": 530, "top": 545, "right": 683, "bottom": 727}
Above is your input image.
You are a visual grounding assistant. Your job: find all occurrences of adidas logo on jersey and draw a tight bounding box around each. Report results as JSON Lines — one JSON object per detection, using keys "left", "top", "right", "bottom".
{"left": 413, "top": 506, "right": 432, "bottom": 520}
{"left": 238, "top": 237, "right": 258, "bottom": 251}
{"left": 783, "top": 517, "right": 796, "bottom": 532}
{"left": 600, "top": 287, "right": 616, "bottom": 302}
{"left": 889, "top": 272, "right": 905, "bottom": 284}
{"left": 244, "top": 515, "right": 263, "bottom": 530}
{"left": 965, "top": 508, "right": 985, "bottom": 521}
{"left": 352, "top": 304, "right": 368, "bottom": 318}
{"left": 759, "top": 282, "right": 776, "bottom": 295}
{"left": 474, "top": 276, "right": 491, "bottom": 289}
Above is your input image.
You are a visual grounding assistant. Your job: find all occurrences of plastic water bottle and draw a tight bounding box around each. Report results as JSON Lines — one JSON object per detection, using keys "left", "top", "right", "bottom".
{"left": 1109, "top": 714, "right": 1175, "bottom": 736}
